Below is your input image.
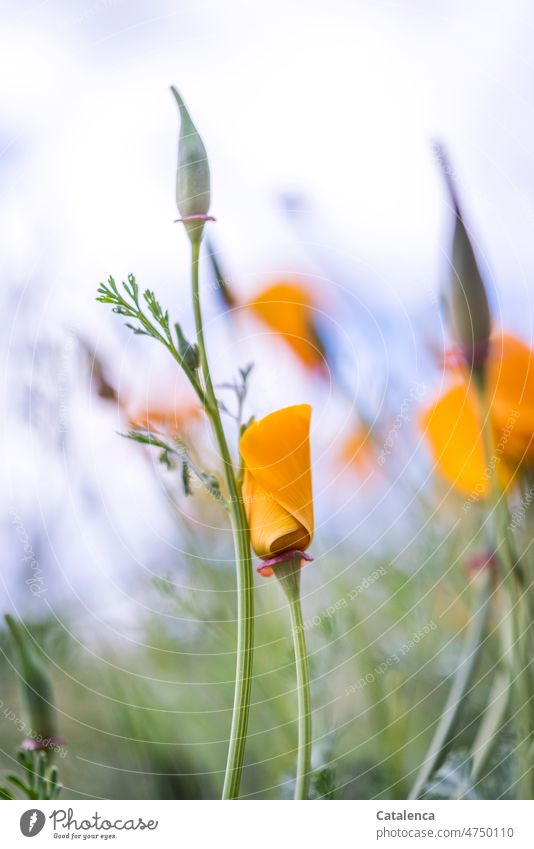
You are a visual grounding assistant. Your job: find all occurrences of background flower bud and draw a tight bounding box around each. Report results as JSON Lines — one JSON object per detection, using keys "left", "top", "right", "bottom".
{"left": 171, "top": 87, "right": 211, "bottom": 242}
{"left": 436, "top": 145, "right": 491, "bottom": 375}
{"left": 450, "top": 206, "right": 491, "bottom": 371}
{"left": 5, "top": 615, "right": 59, "bottom": 749}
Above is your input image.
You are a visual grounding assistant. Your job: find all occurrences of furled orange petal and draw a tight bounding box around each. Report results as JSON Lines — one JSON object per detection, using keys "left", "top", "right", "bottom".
{"left": 247, "top": 283, "right": 326, "bottom": 372}
{"left": 242, "top": 471, "right": 310, "bottom": 559}
{"left": 240, "top": 404, "right": 314, "bottom": 558}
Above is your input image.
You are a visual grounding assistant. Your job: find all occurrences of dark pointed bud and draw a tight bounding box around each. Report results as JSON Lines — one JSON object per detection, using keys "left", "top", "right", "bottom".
{"left": 205, "top": 238, "right": 237, "bottom": 309}
{"left": 171, "top": 87, "right": 211, "bottom": 244}
{"left": 435, "top": 144, "right": 491, "bottom": 379}
{"left": 5, "top": 615, "right": 61, "bottom": 751}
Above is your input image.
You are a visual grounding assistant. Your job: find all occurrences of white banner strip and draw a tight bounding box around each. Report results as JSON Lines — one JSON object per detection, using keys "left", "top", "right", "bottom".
{"left": 2, "top": 799, "right": 533, "bottom": 847}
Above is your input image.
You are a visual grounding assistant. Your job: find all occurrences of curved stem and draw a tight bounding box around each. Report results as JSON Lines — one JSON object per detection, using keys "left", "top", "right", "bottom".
{"left": 476, "top": 380, "right": 533, "bottom": 798}
{"left": 190, "top": 238, "right": 254, "bottom": 800}
{"left": 275, "top": 557, "right": 312, "bottom": 800}
{"left": 502, "top": 574, "right": 533, "bottom": 798}
{"left": 409, "top": 568, "right": 492, "bottom": 800}
{"left": 288, "top": 592, "right": 312, "bottom": 799}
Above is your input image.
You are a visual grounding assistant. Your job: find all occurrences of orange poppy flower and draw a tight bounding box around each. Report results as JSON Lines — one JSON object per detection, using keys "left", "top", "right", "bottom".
{"left": 247, "top": 282, "right": 326, "bottom": 374}
{"left": 422, "top": 333, "right": 534, "bottom": 497}
{"left": 488, "top": 334, "right": 534, "bottom": 463}
{"left": 240, "top": 404, "right": 314, "bottom": 576}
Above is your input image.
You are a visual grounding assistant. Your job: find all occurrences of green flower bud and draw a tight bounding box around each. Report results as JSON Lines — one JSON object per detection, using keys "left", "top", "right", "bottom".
{"left": 171, "top": 87, "right": 211, "bottom": 244}
{"left": 5, "top": 615, "right": 60, "bottom": 751}
{"left": 449, "top": 205, "right": 491, "bottom": 373}
{"left": 436, "top": 145, "right": 491, "bottom": 378}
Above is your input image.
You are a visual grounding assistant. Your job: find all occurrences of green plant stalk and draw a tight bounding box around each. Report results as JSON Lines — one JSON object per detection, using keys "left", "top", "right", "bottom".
{"left": 190, "top": 237, "right": 254, "bottom": 800}
{"left": 274, "top": 557, "right": 312, "bottom": 800}
{"left": 476, "top": 381, "right": 533, "bottom": 799}
{"left": 409, "top": 567, "right": 492, "bottom": 800}
{"left": 467, "top": 669, "right": 511, "bottom": 788}
{"left": 489, "top": 502, "right": 532, "bottom": 794}
{"left": 457, "top": 602, "right": 513, "bottom": 798}
{"left": 502, "top": 573, "right": 533, "bottom": 799}
{"left": 288, "top": 592, "right": 312, "bottom": 799}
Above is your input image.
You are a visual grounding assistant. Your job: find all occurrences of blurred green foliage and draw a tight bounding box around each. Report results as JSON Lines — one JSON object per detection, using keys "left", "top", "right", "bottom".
{"left": 1, "top": 501, "right": 516, "bottom": 799}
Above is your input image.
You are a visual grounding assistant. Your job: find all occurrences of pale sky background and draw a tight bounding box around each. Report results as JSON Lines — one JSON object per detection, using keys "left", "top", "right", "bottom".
{"left": 2, "top": 0, "right": 534, "bottom": 626}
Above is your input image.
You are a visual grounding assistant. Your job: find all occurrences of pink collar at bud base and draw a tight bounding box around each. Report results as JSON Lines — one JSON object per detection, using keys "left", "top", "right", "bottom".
{"left": 174, "top": 214, "right": 216, "bottom": 223}
{"left": 257, "top": 550, "right": 313, "bottom": 578}
{"left": 20, "top": 736, "right": 65, "bottom": 752}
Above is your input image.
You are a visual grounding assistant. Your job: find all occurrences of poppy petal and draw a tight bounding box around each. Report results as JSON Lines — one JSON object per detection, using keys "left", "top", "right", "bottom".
{"left": 242, "top": 471, "right": 311, "bottom": 559}
{"left": 240, "top": 404, "right": 313, "bottom": 542}
{"left": 489, "top": 333, "right": 534, "bottom": 462}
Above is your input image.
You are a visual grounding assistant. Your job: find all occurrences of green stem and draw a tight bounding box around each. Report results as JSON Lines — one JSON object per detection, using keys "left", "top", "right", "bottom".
{"left": 275, "top": 557, "right": 312, "bottom": 800}
{"left": 409, "top": 568, "right": 492, "bottom": 800}
{"left": 458, "top": 599, "right": 514, "bottom": 798}
{"left": 503, "top": 575, "right": 533, "bottom": 798}
{"left": 475, "top": 380, "right": 533, "bottom": 799}
{"left": 190, "top": 237, "right": 254, "bottom": 800}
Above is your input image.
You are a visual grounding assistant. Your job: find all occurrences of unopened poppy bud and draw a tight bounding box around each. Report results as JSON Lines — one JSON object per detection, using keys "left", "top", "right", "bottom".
{"left": 5, "top": 615, "right": 61, "bottom": 751}
{"left": 435, "top": 145, "right": 491, "bottom": 378}
{"left": 171, "top": 87, "right": 211, "bottom": 244}
{"left": 239, "top": 405, "right": 314, "bottom": 576}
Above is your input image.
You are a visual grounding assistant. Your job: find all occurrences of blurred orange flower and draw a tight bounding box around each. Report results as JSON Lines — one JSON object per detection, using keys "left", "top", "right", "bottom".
{"left": 247, "top": 282, "right": 326, "bottom": 374}
{"left": 422, "top": 333, "right": 534, "bottom": 497}
{"left": 128, "top": 401, "right": 200, "bottom": 436}
{"left": 339, "top": 424, "right": 379, "bottom": 477}
{"left": 240, "top": 404, "right": 314, "bottom": 576}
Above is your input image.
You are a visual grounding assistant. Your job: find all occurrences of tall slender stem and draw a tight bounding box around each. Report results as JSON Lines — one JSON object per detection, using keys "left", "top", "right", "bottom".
{"left": 288, "top": 593, "right": 312, "bottom": 799}
{"left": 275, "top": 557, "right": 312, "bottom": 800}
{"left": 409, "top": 569, "right": 492, "bottom": 800}
{"left": 498, "top": 578, "right": 533, "bottom": 799}
{"left": 476, "top": 380, "right": 533, "bottom": 799}
{"left": 190, "top": 238, "right": 254, "bottom": 800}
